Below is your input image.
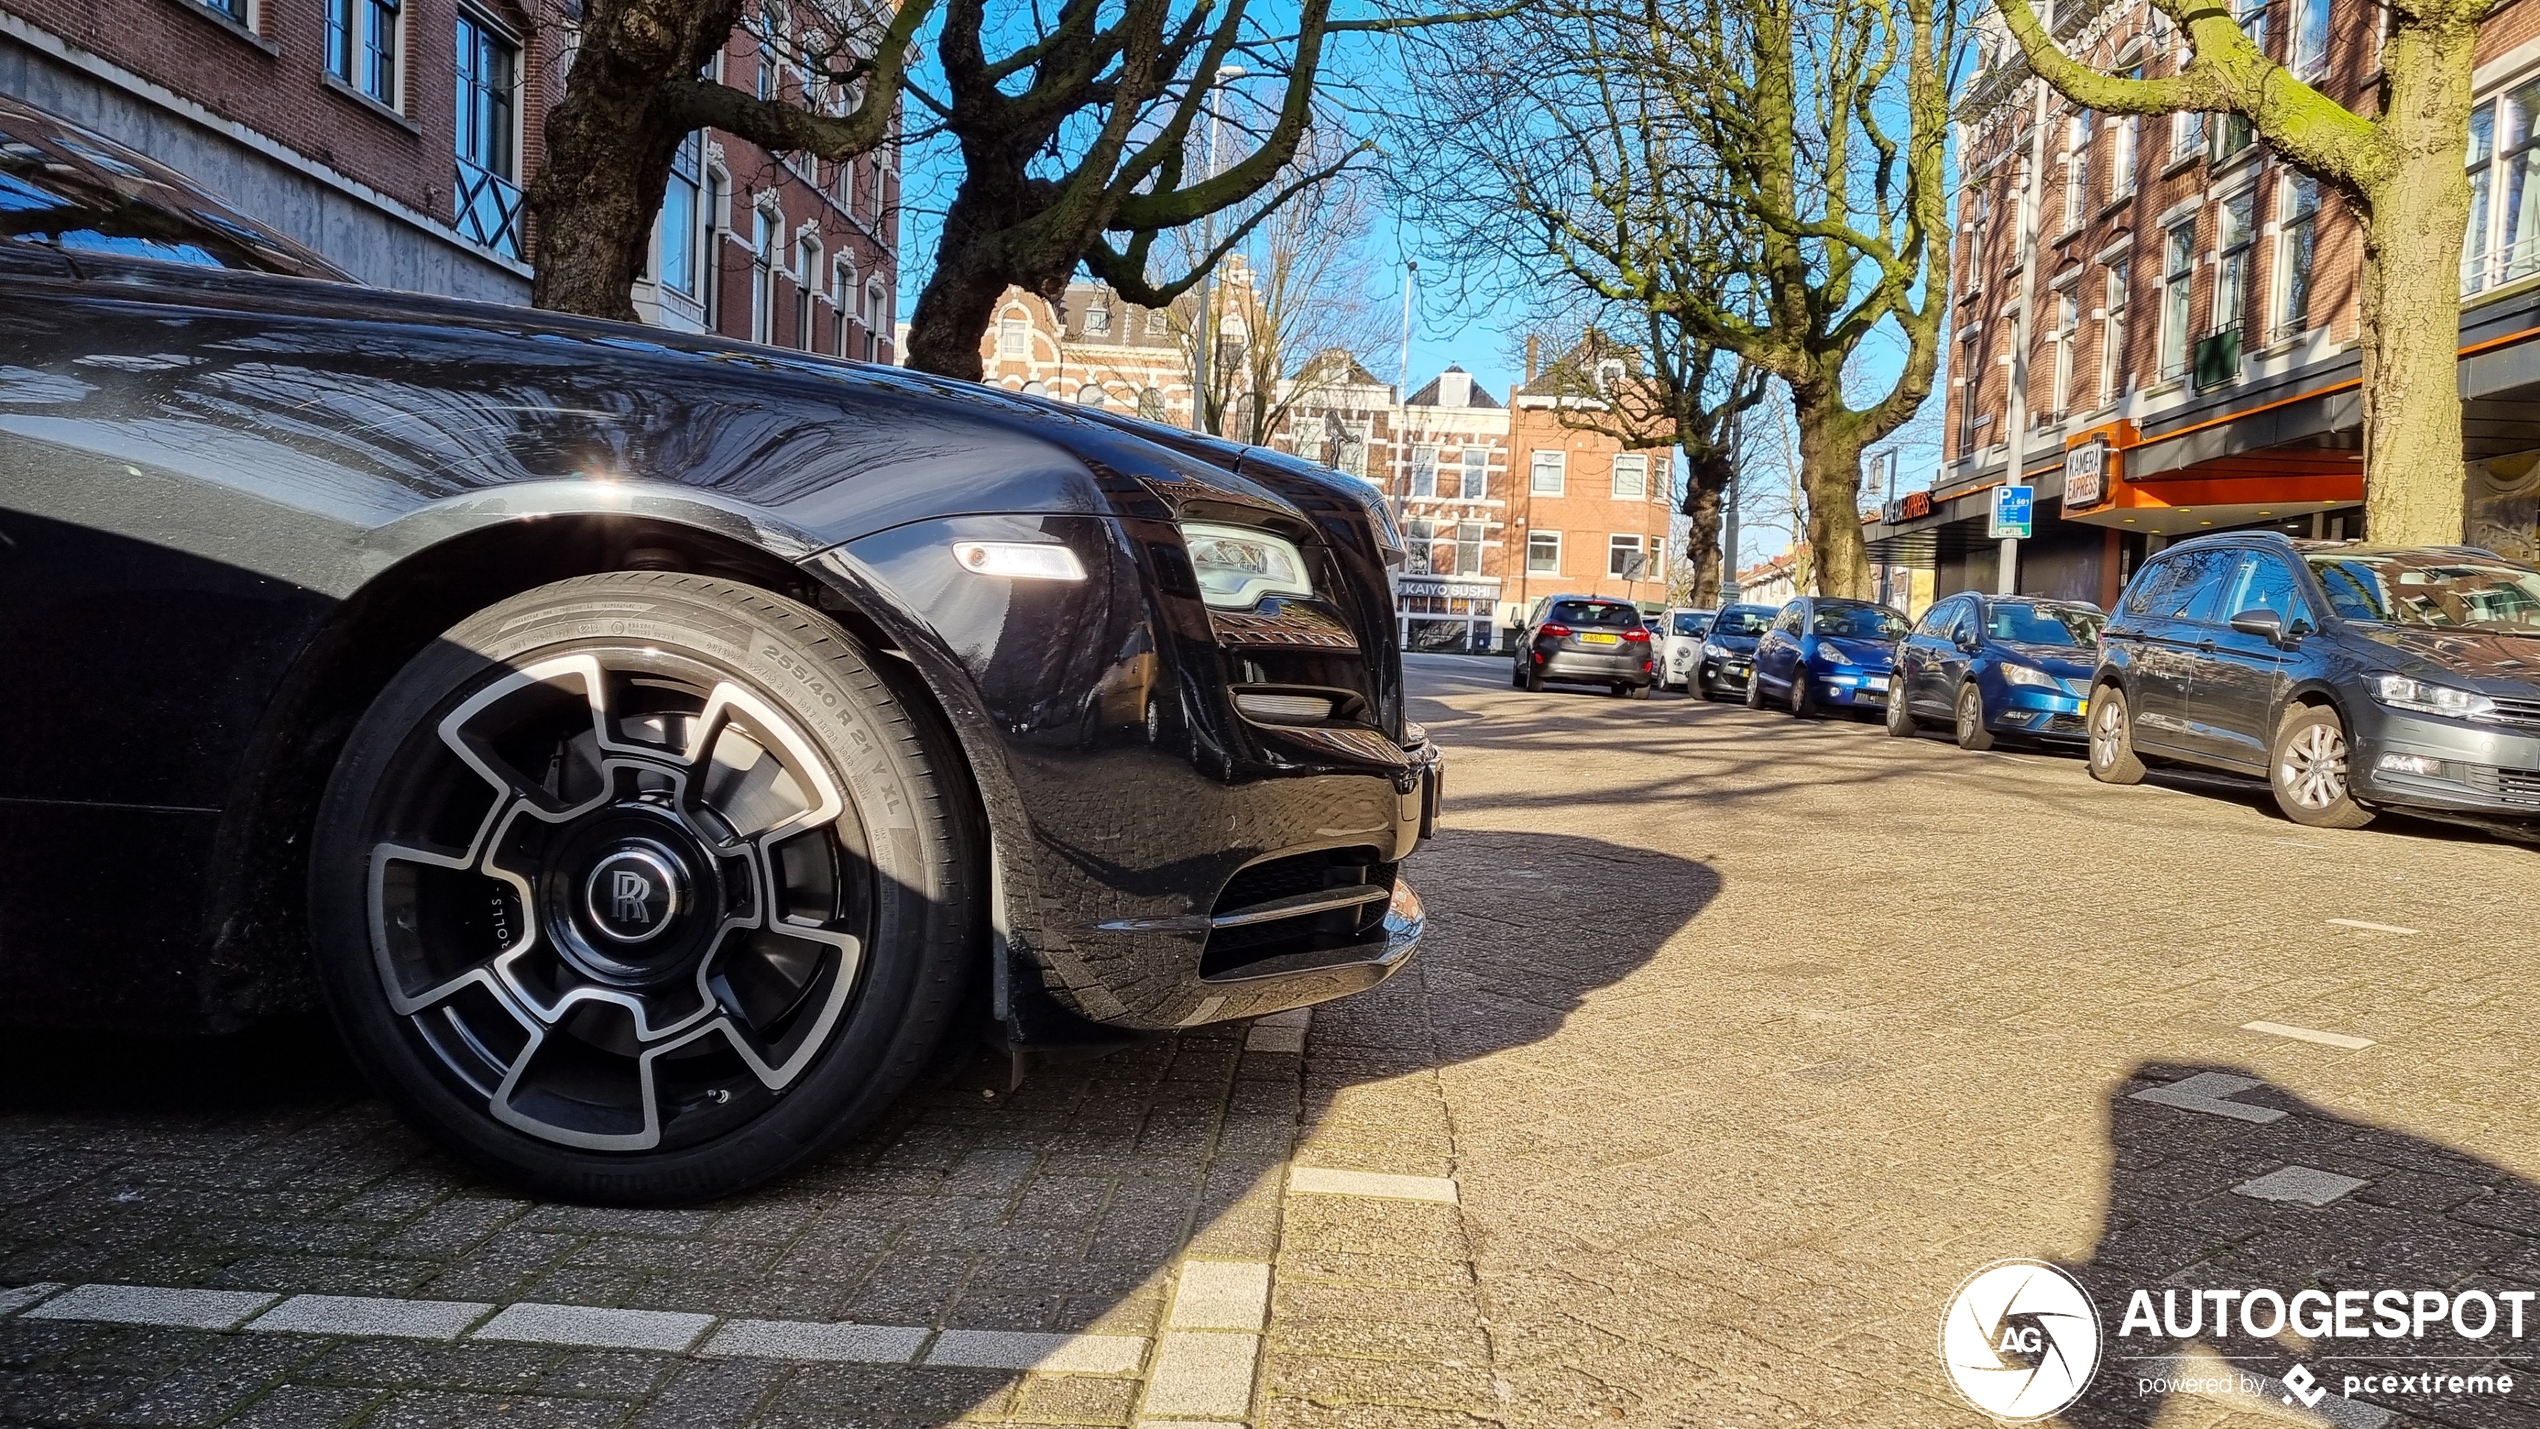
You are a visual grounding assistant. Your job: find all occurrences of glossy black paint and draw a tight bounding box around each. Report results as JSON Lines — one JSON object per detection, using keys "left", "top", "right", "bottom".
{"left": 0, "top": 119, "right": 1432, "bottom": 1036}
{"left": 2093, "top": 532, "right": 2540, "bottom": 826}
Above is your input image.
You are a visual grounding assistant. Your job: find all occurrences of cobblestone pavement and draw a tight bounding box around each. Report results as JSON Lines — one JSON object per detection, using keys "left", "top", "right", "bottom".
{"left": 5, "top": 652, "right": 2538, "bottom": 1428}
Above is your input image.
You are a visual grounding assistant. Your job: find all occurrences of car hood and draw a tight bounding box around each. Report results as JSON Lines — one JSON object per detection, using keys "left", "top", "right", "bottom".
{"left": 2353, "top": 625, "right": 2540, "bottom": 692}
{"left": 1816, "top": 637, "right": 1895, "bottom": 667}
{"left": 1994, "top": 641, "right": 2097, "bottom": 677}
{"left": 1708, "top": 633, "right": 1760, "bottom": 651}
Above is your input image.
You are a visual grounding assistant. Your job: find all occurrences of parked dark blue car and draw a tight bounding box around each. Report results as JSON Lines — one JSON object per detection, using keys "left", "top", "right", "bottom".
{"left": 1692, "top": 603, "right": 1780, "bottom": 700}
{"left": 1747, "top": 597, "right": 1910, "bottom": 717}
{"left": 1887, "top": 595, "right": 2105, "bottom": 750}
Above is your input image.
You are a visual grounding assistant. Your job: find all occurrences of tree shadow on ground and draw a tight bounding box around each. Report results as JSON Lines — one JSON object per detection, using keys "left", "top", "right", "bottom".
{"left": 2038, "top": 1062, "right": 2540, "bottom": 1429}
{"left": 0, "top": 829, "right": 1713, "bottom": 1427}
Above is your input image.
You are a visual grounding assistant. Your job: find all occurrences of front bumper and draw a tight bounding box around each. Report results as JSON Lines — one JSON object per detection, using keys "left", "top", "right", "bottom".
{"left": 1699, "top": 654, "right": 1755, "bottom": 690}
{"left": 1994, "top": 688, "right": 2090, "bottom": 740}
{"left": 1809, "top": 671, "right": 1892, "bottom": 706}
{"left": 2351, "top": 704, "right": 2540, "bottom": 820}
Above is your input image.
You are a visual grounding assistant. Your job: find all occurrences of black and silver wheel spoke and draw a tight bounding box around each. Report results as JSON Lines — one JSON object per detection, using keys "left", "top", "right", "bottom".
{"left": 367, "top": 653, "right": 870, "bottom": 1152}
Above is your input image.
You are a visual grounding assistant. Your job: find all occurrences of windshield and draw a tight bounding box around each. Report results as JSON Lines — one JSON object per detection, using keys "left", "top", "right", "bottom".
{"left": 1813, "top": 605, "right": 1910, "bottom": 641}
{"left": 1548, "top": 601, "right": 1640, "bottom": 628}
{"left": 1985, "top": 602, "right": 2105, "bottom": 647}
{"left": 1711, "top": 607, "right": 1775, "bottom": 637}
{"left": 1672, "top": 613, "right": 1709, "bottom": 636}
{"left": 2305, "top": 551, "right": 2540, "bottom": 632}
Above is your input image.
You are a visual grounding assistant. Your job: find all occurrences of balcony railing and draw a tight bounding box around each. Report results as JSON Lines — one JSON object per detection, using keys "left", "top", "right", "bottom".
{"left": 456, "top": 159, "right": 525, "bottom": 262}
{"left": 2193, "top": 329, "right": 2243, "bottom": 390}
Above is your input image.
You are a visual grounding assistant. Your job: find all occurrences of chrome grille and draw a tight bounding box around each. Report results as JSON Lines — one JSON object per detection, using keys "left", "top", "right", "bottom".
{"left": 2480, "top": 696, "right": 2540, "bottom": 729}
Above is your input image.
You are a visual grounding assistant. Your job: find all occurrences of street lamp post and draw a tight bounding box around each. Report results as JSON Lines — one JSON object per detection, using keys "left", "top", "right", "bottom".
{"left": 1190, "top": 65, "right": 1245, "bottom": 433}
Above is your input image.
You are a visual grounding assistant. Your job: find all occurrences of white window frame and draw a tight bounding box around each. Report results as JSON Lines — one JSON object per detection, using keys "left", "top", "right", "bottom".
{"left": 2158, "top": 220, "right": 2195, "bottom": 381}
{"left": 2109, "top": 113, "right": 2137, "bottom": 202}
{"left": 749, "top": 202, "right": 781, "bottom": 345}
{"left": 1526, "top": 530, "right": 1562, "bottom": 574}
{"left": 1610, "top": 452, "right": 1648, "bottom": 500}
{"left": 2291, "top": 0, "right": 2331, "bottom": 76}
{"left": 997, "top": 313, "right": 1029, "bottom": 359}
{"left": 1607, "top": 533, "right": 1646, "bottom": 579}
{"left": 1410, "top": 444, "right": 1439, "bottom": 498}
{"left": 2272, "top": 173, "right": 2322, "bottom": 340}
{"left": 1530, "top": 450, "right": 1567, "bottom": 496}
{"left": 2099, "top": 260, "right": 2129, "bottom": 407}
{"left": 2049, "top": 289, "right": 2079, "bottom": 420}
{"left": 329, "top": 0, "right": 406, "bottom": 108}
{"left": 1459, "top": 448, "right": 1488, "bottom": 499}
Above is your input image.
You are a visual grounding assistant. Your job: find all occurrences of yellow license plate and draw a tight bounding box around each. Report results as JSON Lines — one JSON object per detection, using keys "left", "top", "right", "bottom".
{"left": 2077, "top": 699, "right": 2089, "bottom": 716}
{"left": 1581, "top": 632, "right": 1620, "bottom": 646}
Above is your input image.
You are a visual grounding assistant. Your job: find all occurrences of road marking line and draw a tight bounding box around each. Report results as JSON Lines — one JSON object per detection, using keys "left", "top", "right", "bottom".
{"left": 2233, "top": 1165, "right": 2369, "bottom": 1206}
{"left": 2242, "top": 1020, "right": 2377, "bottom": 1051}
{"left": 0, "top": 1284, "right": 63, "bottom": 1316}
{"left": 472, "top": 1302, "right": 713, "bottom": 1352}
{"left": 2327, "top": 918, "right": 2419, "bottom": 935}
{"left": 1140, "top": 1329, "right": 1261, "bottom": 1417}
{"left": 702, "top": 1319, "right": 931, "bottom": 1363}
{"left": 21, "top": 1285, "right": 276, "bottom": 1331}
{"left": 246, "top": 1294, "right": 493, "bottom": 1341}
{"left": 1287, "top": 1167, "right": 1460, "bottom": 1203}
{"left": 2127, "top": 1071, "right": 2285, "bottom": 1124}
{"left": 925, "top": 1328, "right": 1147, "bottom": 1373}
{"left": 1167, "top": 1261, "right": 1270, "bottom": 1333}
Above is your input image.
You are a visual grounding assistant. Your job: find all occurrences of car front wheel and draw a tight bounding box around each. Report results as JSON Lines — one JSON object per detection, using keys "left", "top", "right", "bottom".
{"left": 2270, "top": 704, "right": 2376, "bottom": 830}
{"left": 2087, "top": 685, "right": 2147, "bottom": 785}
{"left": 1885, "top": 681, "right": 1919, "bottom": 737}
{"left": 310, "top": 572, "right": 977, "bottom": 1204}
{"left": 1954, "top": 682, "right": 1996, "bottom": 752}
{"left": 1786, "top": 669, "right": 1816, "bottom": 718}
{"left": 1744, "top": 669, "right": 1766, "bottom": 709}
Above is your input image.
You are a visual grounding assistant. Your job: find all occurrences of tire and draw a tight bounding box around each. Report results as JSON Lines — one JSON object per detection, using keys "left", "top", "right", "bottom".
{"left": 1626, "top": 683, "right": 1652, "bottom": 700}
{"left": 1885, "top": 681, "right": 1919, "bottom": 737}
{"left": 1954, "top": 682, "right": 1996, "bottom": 752}
{"left": 1787, "top": 668, "right": 1816, "bottom": 718}
{"left": 1524, "top": 663, "right": 1545, "bottom": 693}
{"left": 1744, "top": 670, "right": 1766, "bottom": 709}
{"left": 2270, "top": 704, "right": 2377, "bottom": 830}
{"left": 2087, "top": 683, "right": 2148, "bottom": 785}
{"left": 310, "top": 572, "right": 978, "bottom": 1204}
{"left": 1510, "top": 659, "right": 1526, "bottom": 689}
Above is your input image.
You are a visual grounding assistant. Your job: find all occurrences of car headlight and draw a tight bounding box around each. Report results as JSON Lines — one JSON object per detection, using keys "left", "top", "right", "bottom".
{"left": 2000, "top": 662, "right": 2057, "bottom": 689}
{"left": 1811, "top": 647, "right": 1854, "bottom": 671}
{"left": 1703, "top": 642, "right": 1729, "bottom": 659}
{"left": 2372, "top": 673, "right": 2496, "bottom": 720}
{"left": 1182, "top": 522, "right": 1315, "bottom": 609}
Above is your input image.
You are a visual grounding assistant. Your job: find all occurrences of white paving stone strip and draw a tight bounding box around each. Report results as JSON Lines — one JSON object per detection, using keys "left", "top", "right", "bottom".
{"left": 1141, "top": 1329, "right": 1261, "bottom": 1417}
{"left": 1287, "top": 1166, "right": 1460, "bottom": 1203}
{"left": 2327, "top": 918, "right": 2419, "bottom": 935}
{"left": 2242, "top": 1020, "right": 2378, "bottom": 1050}
{"left": 701, "top": 1319, "right": 931, "bottom": 1363}
{"left": 923, "top": 1329, "right": 1148, "bottom": 1374}
{"left": 470, "top": 1302, "right": 714, "bottom": 1352}
{"left": 246, "top": 1294, "right": 493, "bottom": 1341}
{"left": 2234, "top": 1165, "right": 2370, "bottom": 1206}
{"left": 1167, "top": 1260, "right": 1271, "bottom": 1332}
{"left": 2128, "top": 1071, "right": 2287, "bottom": 1124}
{"left": 22, "top": 1284, "right": 278, "bottom": 1331}
{"left": 0, "top": 1284, "right": 63, "bottom": 1316}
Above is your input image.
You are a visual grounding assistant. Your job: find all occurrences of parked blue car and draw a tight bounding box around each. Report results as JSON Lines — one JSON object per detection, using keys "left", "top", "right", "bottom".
{"left": 1747, "top": 597, "right": 1911, "bottom": 716}
{"left": 1887, "top": 594, "right": 2105, "bottom": 750}
{"left": 1691, "top": 604, "right": 1780, "bottom": 700}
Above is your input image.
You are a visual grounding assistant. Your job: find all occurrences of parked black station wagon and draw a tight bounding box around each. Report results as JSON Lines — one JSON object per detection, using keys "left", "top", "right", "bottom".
{"left": 2087, "top": 530, "right": 2540, "bottom": 833}
{"left": 0, "top": 97, "right": 1439, "bottom": 1202}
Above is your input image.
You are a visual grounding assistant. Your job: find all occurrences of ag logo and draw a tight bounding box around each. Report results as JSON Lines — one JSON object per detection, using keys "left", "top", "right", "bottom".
{"left": 1939, "top": 1259, "right": 2101, "bottom": 1421}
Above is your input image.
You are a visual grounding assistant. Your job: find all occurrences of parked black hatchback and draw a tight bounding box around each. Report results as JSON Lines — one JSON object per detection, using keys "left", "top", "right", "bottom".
{"left": 2087, "top": 532, "right": 2540, "bottom": 832}
{"left": 1511, "top": 595, "right": 1656, "bottom": 697}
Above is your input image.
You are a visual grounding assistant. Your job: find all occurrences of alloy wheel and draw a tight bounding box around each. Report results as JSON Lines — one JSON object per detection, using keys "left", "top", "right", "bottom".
{"left": 2090, "top": 699, "right": 2124, "bottom": 769}
{"left": 2278, "top": 720, "right": 2350, "bottom": 810}
{"left": 362, "top": 651, "right": 870, "bottom": 1153}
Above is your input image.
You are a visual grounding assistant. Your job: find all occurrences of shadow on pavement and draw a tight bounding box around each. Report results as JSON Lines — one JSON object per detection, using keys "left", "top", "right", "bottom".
{"left": 2041, "top": 1062, "right": 2540, "bottom": 1429}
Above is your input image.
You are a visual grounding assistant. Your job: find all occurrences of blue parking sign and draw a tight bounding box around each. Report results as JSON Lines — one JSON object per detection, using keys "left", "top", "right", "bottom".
{"left": 1989, "top": 484, "right": 2034, "bottom": 539}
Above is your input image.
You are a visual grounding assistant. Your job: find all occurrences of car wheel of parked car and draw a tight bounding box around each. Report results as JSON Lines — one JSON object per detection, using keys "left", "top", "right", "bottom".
{"left": 1744, "top": 671, "right": 1765, "bottom": 709}
{"left": 1786, "top": 671, "right": 1816, "bottom": 718}
{"left": 1509, "top": 659, "right": 1526, "bottom": 689}
{"left": 1954, "top": 683, "right": 1996, "bottom": 752}
{"left": 2087, "top": 684, "right": 2148, "bottom": 785}
{"left": 1525, "top": 663, "right": 1545, "bottom": 692}
{"left": 1626, "top": 683, "right": 1652, "bottom": 700}
{"left": 1884, "top": 683, "right": 1918, "bottom": 737}
{"left": 309, "top": 573, "right": 978, "bottom": 1204}
{"left": 2269, "top": 704, "right": 2377, "bottom": 830}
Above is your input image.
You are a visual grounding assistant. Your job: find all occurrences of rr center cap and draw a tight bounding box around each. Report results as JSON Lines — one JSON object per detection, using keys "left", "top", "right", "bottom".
{"left": 583, "top": 843, "right": 686, "bottom": 945}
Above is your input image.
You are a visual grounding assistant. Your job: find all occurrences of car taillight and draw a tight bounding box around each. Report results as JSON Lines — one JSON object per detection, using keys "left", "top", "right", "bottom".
{"left": 1541, "top": 624, "right": 1572, "bottom": 638}
{"left": 1623, "top": 628, "right": 1651, "bottom": 642}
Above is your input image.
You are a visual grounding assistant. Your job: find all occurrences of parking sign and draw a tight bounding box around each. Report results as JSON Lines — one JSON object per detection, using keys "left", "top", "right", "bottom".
{"left": 1988, "top": 484, "right": 2034, "bottom": 540}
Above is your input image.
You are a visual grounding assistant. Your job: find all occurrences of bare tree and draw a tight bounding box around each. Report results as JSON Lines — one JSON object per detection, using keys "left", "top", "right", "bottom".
{"left": 1989, "top": 0, "right": 2486, "bottom": 545}
{"left": 531, "top": 0, "right": 924, "bottom": 322}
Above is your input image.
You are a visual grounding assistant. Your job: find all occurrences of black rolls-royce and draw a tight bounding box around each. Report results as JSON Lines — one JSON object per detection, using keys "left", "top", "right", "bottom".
{"left": 0, "top": 97, "right": 1438, "bottom": 1203}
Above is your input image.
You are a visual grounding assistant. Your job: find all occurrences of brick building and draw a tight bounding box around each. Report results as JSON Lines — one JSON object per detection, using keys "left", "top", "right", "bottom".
{"left": 973, "top": 281, "right": 1200, "bottom": 420}
{"left": 1868, "top": 0, "right": 2540, "bottom": 602}
{"left": 2, "top": 0, "right": 897, "bottom": 354}
{"left": 1504, "top": 346, "right": 1679, "bottom": 622}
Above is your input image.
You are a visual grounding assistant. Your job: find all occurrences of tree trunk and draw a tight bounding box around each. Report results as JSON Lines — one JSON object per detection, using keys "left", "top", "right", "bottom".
{"left": 1681, "top": 443, "right": 1732, "bottom": 608}
{"left": 2357, "top": 23, "right": 2478, "bottom": 545}
{"left": 1791, "top": 396, "right": 1872, "bottom": 599}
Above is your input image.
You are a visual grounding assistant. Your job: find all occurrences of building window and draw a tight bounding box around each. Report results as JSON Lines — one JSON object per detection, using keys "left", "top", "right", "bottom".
{"left": 1453, "top": 521, "right": 1484, "bottom": 576}
{"left": 2291, "top": 0, "right": 2330, "bottom": 75}
{"left": 1145, "top": 309, "right": 1169, "bottom": 335}
{"left": 1527, "top": 531, "right": 1561, "bottom": 574}
{"left": 750, "top": 205, "right": 778, "bottom": 344}
{"left": 2158, "top": 220, "right": 2194, "bottom": 381}
{"left": 2213, "top": 191, "right": 2255, "bottom": 337}
{"left": 1086, "top": 303, "right": 1111, "bottom": 336}
{"left": 1530, "top": 450, "right": 1566, "bottom": 496}
{"left": 1608, "top": 534, "right": 1646, "bottom": 579}
{"left": 453, "top": 13, "right": 520, "bottom": 259}
{"left": 2063, "top": 112, "right": 2091, "bottom": 232}
{"left": 1077, "top": 383, "right": 1106, "bottom": 407}
{"left": 2100, "top": 261, "right": 2128, "bottom": 407}
{"left": 2169, "top": 110, "right": 2203, "bottom": 162}
{"left": 2049, "top": 290, "right": 2078, "bottom": 421}
{"left": 1410, "top": 444, "right": 1439, "bottom": 498}
{"left": 2210, "top": 111, "right": 2255, "bottom": 165}
{"left": 2109, "top": 109, "right": 2137, "bottom": 202}
{"left": 656, "top": 132, "right": 706, "bottom": 301}
{"left": 329, "top": 0, "right": 401, "bottom": 106}
{"left": 1595, "top": 358, "right": 1625, "bottom": 390}
{"left": 1022, "top": 379, "right": 1046, "bottom": 397}
{"left": 1610, "top": 452, "right": 1647, "bottom": 500}
{"left": 202, "top": 0, "right": 246, "bottom": 23}
{"left": 1338, "top": 424, "right": 1368, "bottom": 479}
{"left": 2275, "top": 175, "right": 2320, "bottom": 339}
{"left": 998, "top": 316, "right": 1028, "bottom": 358}
{"left": 1461, "top": 449, "right": 1487, "bottom": 499}
{"left": 2463, "top": 82, "right": 2540, "bottom": 295}
{"left": 1138, "top": 388, "right": 1164, "bottom": 420}
{"left": 1403, "top": 518, "right": 1435, "bottom": 575}
{"left": 2233, "top": 0, "right": 2268, "bottom": 53}
{"left": 832, "top": 259, "right": 856, "bottom": 355}
{"left": 795, "top": 237, "right": 819, "bottom": 350}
